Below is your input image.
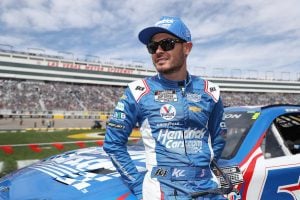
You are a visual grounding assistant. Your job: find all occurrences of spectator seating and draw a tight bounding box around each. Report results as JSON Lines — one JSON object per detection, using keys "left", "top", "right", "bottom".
{"left": 0, "top": 79, "right": 299, "bottom": 112}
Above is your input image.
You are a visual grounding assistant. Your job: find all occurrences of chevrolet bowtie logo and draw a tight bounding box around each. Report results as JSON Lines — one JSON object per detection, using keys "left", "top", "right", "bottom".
{"left": 189, "top": 106, "right": 202, "bottom": 112}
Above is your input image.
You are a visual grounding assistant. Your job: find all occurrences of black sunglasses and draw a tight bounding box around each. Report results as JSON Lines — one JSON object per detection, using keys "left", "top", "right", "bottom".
{"left": 147, "top": 38, "right": 185, "bottom": 54}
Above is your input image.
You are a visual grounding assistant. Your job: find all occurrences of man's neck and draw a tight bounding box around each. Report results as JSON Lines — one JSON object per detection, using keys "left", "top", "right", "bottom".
{"left": 161, "top": 66, "right": 188, "bottom": 81}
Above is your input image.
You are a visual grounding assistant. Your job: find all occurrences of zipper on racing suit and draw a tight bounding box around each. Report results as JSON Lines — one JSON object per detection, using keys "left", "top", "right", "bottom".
{"left": 179, "top": 80, "right": 188, "bottom": 156}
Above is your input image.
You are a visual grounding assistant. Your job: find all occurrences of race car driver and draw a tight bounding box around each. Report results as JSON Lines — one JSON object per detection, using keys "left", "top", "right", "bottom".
{"left": 104, "top": 16, "right": 227, "bottom": 200}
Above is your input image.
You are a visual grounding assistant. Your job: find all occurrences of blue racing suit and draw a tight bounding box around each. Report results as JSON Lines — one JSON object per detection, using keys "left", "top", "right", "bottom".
{"left": 103, "top": 73, "right": 227, "bottom": 200}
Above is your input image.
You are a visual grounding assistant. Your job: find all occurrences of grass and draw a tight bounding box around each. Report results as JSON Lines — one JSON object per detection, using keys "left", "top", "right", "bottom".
{"left": 0, "top": 129, "right": 105, "bottom": 177}
{"left": 0, "top": 129, "right": 102, "bottom": 144}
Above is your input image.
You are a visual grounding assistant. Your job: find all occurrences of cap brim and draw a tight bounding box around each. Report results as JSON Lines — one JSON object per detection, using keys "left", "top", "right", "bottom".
{"left": 138, "top": 26, "right": 173, "bottom": 45}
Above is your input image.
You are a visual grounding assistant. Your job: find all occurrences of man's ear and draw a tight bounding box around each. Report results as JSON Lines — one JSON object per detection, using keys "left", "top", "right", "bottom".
{"left": 184, "top": 42, "right": 193, "bottom": 56}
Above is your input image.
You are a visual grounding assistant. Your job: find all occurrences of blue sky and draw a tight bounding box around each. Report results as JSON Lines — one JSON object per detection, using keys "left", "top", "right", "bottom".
{"left": 0, "top": 0, "right": 299, "bottom": 80}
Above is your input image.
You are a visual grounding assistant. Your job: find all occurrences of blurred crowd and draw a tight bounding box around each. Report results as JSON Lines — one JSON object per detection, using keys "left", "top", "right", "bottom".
{"left": 0, "top": 79, "right": 299, "bottom": 112}
{"left": 0, "top": 79, "right": 123, "bottom": 112}
{"left": 221, "top": 91, "right": 300, "bottom": 106}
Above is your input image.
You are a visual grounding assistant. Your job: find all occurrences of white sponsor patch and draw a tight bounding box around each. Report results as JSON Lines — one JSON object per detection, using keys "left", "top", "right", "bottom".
{"left": 128, "top": 79, "right": 149, "bottom": 102}
{"left": 116, "top": 102, "right": 125, "bottom": 111}
{"left": 186, "top": 93, "right": 201, "bottom": 102}
{"left": 204, "top": 80, "right": 220, "bottom": 103}
{"left": 160, "top": 104, "right": 176, "bottom": 120}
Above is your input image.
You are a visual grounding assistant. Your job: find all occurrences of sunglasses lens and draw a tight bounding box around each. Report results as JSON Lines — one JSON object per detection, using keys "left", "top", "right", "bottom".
{"left": 147, "top": 42, "right": 158, "bottom": 54}
{"left": 147, "top": 39, "right": 182, "bottom": 54}
{"left": 160, "top": 39, "right": 175, "bottom": 51}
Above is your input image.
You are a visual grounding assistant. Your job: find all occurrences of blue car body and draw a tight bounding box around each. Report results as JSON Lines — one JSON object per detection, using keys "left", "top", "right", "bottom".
{"left": 223, "top": 105, "right": 300, "bottom": 200}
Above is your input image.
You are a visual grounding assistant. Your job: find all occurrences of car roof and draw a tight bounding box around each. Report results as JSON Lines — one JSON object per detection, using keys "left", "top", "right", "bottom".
{"left": 225, "top": 104, "right": 300, "bottom": 113}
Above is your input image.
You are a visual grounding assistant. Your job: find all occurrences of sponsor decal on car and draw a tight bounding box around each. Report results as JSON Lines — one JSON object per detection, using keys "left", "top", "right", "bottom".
{"left": 278, "top": 178, "right": 300, "bottom": 199}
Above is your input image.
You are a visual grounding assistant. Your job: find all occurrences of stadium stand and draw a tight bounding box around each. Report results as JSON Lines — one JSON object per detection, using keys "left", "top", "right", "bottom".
{"left": 0, "top": 79, "right": 124, "bottom": 112}
{"left": 1, "top": 78, "right": 299, "bottom": 111}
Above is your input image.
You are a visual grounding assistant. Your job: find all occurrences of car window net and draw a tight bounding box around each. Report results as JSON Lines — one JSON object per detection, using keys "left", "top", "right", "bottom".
{"left": 221, "top": 111, "right": 258, "bottom": 159}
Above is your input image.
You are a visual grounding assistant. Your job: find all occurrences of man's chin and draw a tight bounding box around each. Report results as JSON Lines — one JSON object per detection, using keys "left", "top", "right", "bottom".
{"left": 156, "top": 66, "right": 170, "bottom": 73}
{"left": 156, "top": 64, "right": 183, "bottom": 75}
{"left": 157, "top": 68, "right": 176, "bottom": 75}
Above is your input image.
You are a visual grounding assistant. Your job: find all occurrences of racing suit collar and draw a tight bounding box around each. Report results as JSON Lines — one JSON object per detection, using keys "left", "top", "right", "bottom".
{"left": 157, "top": 72, "right": 192, "bottom": 88}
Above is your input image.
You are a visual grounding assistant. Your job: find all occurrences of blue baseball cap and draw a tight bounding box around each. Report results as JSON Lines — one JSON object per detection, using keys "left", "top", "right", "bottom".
{"left": 138, "top": 16, "right": 191, "bottom": 45}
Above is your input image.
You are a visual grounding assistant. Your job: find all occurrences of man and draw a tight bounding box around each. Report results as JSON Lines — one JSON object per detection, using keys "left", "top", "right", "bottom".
{"left": 104, "top": 16, "right": 227, "bottom": 200}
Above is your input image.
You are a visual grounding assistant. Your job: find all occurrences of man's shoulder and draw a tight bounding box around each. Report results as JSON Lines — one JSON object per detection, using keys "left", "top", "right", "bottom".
{"left": 191, "top": 76, "right": 220, "bottom": 102}
{"left": 128, "top": 78, "right": 151, "bottom": 102}
{"left": 204, "top": 80, "right": 220, "bottom": 103}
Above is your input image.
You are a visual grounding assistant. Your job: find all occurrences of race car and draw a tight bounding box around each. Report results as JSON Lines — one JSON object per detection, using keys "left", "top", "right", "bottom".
{"left": 0, "top": 104, "right": 299, "bottom": 199}
{"left": 223, "top": 104, "right": 300, "bottom": 200}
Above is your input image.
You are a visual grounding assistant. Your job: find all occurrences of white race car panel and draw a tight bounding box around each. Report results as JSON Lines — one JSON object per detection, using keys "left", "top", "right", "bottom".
{"left": 240, "top": 145, "right": 300, "bottom": 200}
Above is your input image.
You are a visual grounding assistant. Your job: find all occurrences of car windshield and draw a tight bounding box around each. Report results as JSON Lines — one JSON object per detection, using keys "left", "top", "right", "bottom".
{"left": 221, "top": 110, "right": 259, "bottom": 159}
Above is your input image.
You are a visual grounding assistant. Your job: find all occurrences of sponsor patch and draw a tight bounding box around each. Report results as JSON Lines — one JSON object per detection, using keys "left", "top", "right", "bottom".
{"left": 116, "top": 102, "right": 125, "bottom": 111}
{"left": 186, "top": 93, "right": 201, "bottom": 102}
{"left": 160, "top": 104, "right": 176, "bottom": 120}
{"left": 155, "top": 90, "right": 177, "bottom": 102}
{"left": 204, "top": 80, "right": 220, "bottom": 103}
{"left": 128, "top": 79, "right": 150, "bottom": 102}
{"left": 157, "top": 121, "right": 182, "bottom": 127}
{"left": 210, "top": 87, "right": 216, "bottom": 92}
{"left": 151, "top": 166, "right": 211, "bottom": 181}
{"left": 113, "top": 112, "right": 126, "bottom": 120}
{"left": 154, "top": 168, "right": 169, "bottom": 177}
{"left": 188, "top": 106, "right": 202, "bottom": 112}
{"left": 135, "top": 85, "right": 145, "bottom": 91}
{"left": 107, "top": 122, "right": 125, "bottom": 129}
{"left": 157, "top": 128, "right": 206, "bottom": 153}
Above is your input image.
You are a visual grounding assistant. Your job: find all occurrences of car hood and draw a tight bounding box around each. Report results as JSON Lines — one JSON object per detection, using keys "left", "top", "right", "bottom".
{"left": 0, "top": 145, "right": 241, "bottom": 200}
{"left": 0, "top": 146, "right": 145, "bottom": 200}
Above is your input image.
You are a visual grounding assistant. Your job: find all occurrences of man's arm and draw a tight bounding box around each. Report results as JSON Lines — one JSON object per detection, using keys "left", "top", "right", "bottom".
{"left": 103, "top": 87, "right": 144, "bottom": 199}
{"left": 208, "top": 97, "right": 227, "bottom": 160}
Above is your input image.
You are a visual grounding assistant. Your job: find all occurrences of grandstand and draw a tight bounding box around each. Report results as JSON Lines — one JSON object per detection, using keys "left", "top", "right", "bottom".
{"left": 0, "top": 47, "right": 299, "bottom": 130}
